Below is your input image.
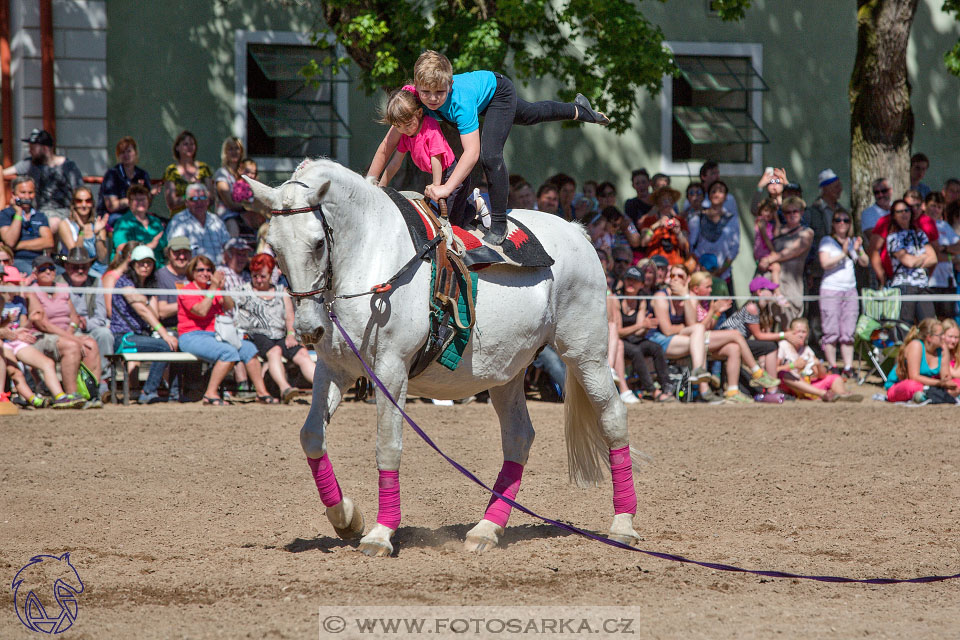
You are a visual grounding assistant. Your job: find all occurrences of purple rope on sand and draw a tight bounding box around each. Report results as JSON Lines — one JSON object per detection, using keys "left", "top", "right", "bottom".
{"left": 327, "top": 309, "right": 960, "bottom": 584}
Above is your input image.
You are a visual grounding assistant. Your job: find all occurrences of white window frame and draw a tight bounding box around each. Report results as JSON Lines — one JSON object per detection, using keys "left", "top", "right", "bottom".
{"left": 659, "top": 41, "right": 763, "bottom": 177}
{"left": 234, "top": 30, "right": 349, "bottom": 172}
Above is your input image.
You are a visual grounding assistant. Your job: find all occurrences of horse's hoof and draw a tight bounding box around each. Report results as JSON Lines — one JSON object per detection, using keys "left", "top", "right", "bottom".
{"left": 327, "top": 498, "right": 364, "bottom": 541}
{"left": 609, "top": 513, "right": 642, "bottom": 547}
{"left": 464, "top": 520, "right": 504, "bottom": 553}
{"left": 608, "top": 532, "right": 641, "bottom": 547}
{"left": 357, "top": 540, "right": 393, "bottom": 557}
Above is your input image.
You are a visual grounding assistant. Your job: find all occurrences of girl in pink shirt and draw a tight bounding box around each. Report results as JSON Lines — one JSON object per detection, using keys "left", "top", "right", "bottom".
{"left": 367, "top": 88, "right": 477, "bottom": 227}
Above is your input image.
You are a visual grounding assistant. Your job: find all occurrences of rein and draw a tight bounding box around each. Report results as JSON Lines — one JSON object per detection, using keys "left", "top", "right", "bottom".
{"left": 269, "top": 189, "right": 441, "bottom": 303}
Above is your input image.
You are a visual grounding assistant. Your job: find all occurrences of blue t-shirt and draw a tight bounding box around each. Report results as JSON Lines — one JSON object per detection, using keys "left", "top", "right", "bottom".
{"left": 422, "top": 70, "right": 498, "bottom": 135}
{"left": 0, "top": 206, "right": 50, "bottom": 261}
{"left": 97, "top": 164, "right": 152, "bottom": 221}
{"left": 2, "top": 296, "right": 28, "bottom": 331}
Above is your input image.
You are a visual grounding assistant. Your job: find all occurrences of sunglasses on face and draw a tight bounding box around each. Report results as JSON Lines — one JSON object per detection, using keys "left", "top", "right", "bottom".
{"left": 688, "top": 190, "right": 703, "bottom": 196}
{"left": 0, "top": 257, "right": 11, "bottom": 264}
{"left": 784, "top": 209, "right": 802, "bottom": 215}
{"left": 892, "top": 208, "right": 910, "bottom": 214}
{"left": 193, "top": 267, "right": 212, "bottom": 273}
{"left": 74, "top": 198, "right": 93, "bottom": 204}
{"left": 873, "top": 187, "right": 891, "bottom": 196}
{"left": 669, "top": 273, "right": 685, "bottom": 279}
{"left": 188, "top": 196, "right": 208, "bottom": 202}
{"left": 833, "top": 217, "right": 851, "bottom": 224}
{"left": 66, "top": 263, "right": 88, "bottom": 270}
{"left": 36, "top": 265, "right": 56, "bottom": 273}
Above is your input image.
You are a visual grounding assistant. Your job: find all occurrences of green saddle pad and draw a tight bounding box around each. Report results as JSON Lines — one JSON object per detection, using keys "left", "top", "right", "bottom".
{"left": 429, "top": 261, "right": 479, "bottom": 371}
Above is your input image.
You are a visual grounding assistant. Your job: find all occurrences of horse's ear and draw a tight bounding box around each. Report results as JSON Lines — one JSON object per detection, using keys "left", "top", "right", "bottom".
{"left": 316, "top": 180, "right": 331, "bottom": 201}
{"left": 242, "top": 176, "right": 278, "bottom": 217}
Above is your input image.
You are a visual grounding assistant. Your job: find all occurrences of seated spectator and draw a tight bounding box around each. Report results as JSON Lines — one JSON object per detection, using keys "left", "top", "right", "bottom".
{"left": 650, "top": 254, "right": 669, "bottom": 288}
{"left": 818, "top": 210, "right": 868, "bottom": 376}
{"left": 102, "top": 242, "right": 137, "bottom": 321}
{"left": 166, "top": 182, "right": 230, "bottom": 265}
{"left": 547, "top": 173, "right": 578, "bottom": 221}
{"left": 940, "top": 319, "right": 960, "bottom": 389}
{"left": 111, "top": 184, "right": 167, "bottom": 264}
{"left": 155, "top": 236, "right": 192, "bottom": 330}
{"left": 59, "top": 247, "right": 113, "bottom": 392}
{"left": 2, "top": 129, "right": 82, "bottom": 234}
{"left": 624, "top": 169, "right": 652, "bottom": 225}
{"left": 588, "top": 207, "right": 616, "bottom": 256}
{"left": 609, "top": 245, "right": 635, "bottom": 292}
{"left": 217, "top": 238, "right": 253, "bottom": 396}
{"left": 718, "top": 276, "right": 787, "bottom": 377}
{"left": 0, "top": 176, "right": 55, "bottom": 274}
{"left": 777, "top": 318, "right": 862, "bottom": 402}
{"left": 236, "top": 253, "right": 314, "bottom": 403}
{"left": 110, "top": 245, "right": 178, "bottom": 404}
{"left": 230, "top": 158, "right": 266, "bottom": 247}
{"left": 214, "top": 137, "right": 248, "bottom": 236}
{"left": 681, "top": 182, "right": 705, "bottom": 217}
{"left": 638, "top": 186, "right": 688, "bottom": 265}
{"left": 617, "top": 264, "right": 673, "bottom": 402}
{"left": 25, "top": 255, "right": 102, "bottom": 407}
{"left": 606, "top": 206, "right": 641, "bottom": 256}
{"left": 884, "top": 318, "right": 957, "bottom": 403}
{"left": 163, "top": 130, "right": 213, "bottom": 216}
{"left": 1, "top": 265, "right": 81, "bottom": 408}
{"left": 759, "top": 197, "right": 812, "bottom": 328}
{"left": 176, "top": 255, "right": 273, "bottom": 405}
{"left": 96, "top": 136, "right": 153, "bottom": 228}
{"left": 535, "top": 182, "right": 559, "bottom": 215}
{"left": 753, "top": 197, "right": 781, "bottom": 284}
{"left": 596, "top": 181, "right": 617, "bottom": 213}
{"left": 922, "top": 192, "right": 960, "bottom": 319}
{"left": 689, "top": 180, "right": 740, "bottom": 288}
{"left": 507, "top": 175, "right": 535, "bottom": 210}
{"left": 884, "top": 199, "right": 937, "bottom": 325}
{"left": 58, "top": 186, "right": 108, "bottom": 275}
{"left": 576, "top": 180, "right": 599, "bottom": 218}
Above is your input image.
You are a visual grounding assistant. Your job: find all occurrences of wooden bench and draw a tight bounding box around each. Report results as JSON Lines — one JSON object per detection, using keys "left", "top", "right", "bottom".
{"left": 106, "top": 351, "right": 317, "bottom": 405}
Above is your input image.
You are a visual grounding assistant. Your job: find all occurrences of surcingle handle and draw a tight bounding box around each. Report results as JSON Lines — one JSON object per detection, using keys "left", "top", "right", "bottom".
{"left": 438, "top": 198, "right": 448, "bottom": 219}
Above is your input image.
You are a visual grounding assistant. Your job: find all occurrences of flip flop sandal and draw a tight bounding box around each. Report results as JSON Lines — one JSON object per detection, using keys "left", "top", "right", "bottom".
{"left": 257, "top": 395, "right": 279, "bottom": 404}
{"left": 281, "top": 387, "right": 299, "bottom": 404}
{"left": 202, "top": 395, "right": 227, "bottom": 406}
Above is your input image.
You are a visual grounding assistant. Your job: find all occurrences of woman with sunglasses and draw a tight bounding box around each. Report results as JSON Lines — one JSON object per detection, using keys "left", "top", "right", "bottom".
{"left": 57, "top": 186, "right": 108, "bottom": 275}
{"left": 886, "top": 198, "right": 937, "bottom": 326}
{"left": 818, "top": 210, "right": 868, "bottom": 376}
{"left": 177, "top": 255, "right": 274, "bottom": 405}
{"left": 163, "top": 130, "right": 213, "bottom": 216}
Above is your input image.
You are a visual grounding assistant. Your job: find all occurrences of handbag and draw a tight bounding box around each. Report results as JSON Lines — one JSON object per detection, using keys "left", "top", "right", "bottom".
{"left": 214, "top": 313, "right": 243, "bottom": 349}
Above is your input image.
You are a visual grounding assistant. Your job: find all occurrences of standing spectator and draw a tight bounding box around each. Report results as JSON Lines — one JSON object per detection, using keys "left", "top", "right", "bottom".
{"left": 750, "top": 167, "right": 787, "bottom": 216}
{"left": 869, "top": 193, "right": 938, "bottom": 287}
{"left": 806, "top": 169, "right": 847, "bottom": 257}
{"left": 110, "top": 245, "right": 178, "bottom": 404}
{"left": 681, "top": 182, "right": 705, "bottom": 217}
{"left": 0, "top": 176, "right": 54, "bottom": 274}
{"left": 176, "top": 255, "right": 273, "bottom": 405}
{"left": 165, "top": 183, "right": 230, "bottom": 265}
{"left": 547, "top": 173, "right": 578, "bottom": 221}
{"left": 111, "top": 184, "right": 167, "bottom": 264}
{"left": 96, "top": 136, "right": 153, "bottom": 227}
{"left": 651, "top": 173, "right": 670, "bottom": 190}
{"left": 885, "top": 199, "right": 937, "bottom": 325}
{"left": 163, "top": 130, "right": 213, "bottom": 217}
{"left": 699, "top": 160, "right": 739, "bottom": 217}
{"left": 155, "top": 236, "right": 192, "bottom": 330}
{"left": 605, "top": 206, "right": 642, "bottom": 256}
{"left": 942, "top": 178, "right": 960, "bottom": 207}
{"left": 689, "top": 180, "right": 740, "bottom": 287}
{"left": 759, "top": 197, "right": 813, "bottom": 328}
{"left": 59, "top": 246, "right": 113, "bottom": 389}
{"left": 909, "top": 153, "right": 932, "bottom": 198}
{"left": 26, "top": 255, "right": 102, "bottom": 407}
{"left": 818, "top": 210, "right": 868, "bottom": 376}
{"left": 57, "top": 186, "right": 109, "bottom": 276}
{"left": 860, "top": 177, "right": 891, "bottom": 239}
{"left": 214, "top": 137, "right": 248, "bottom": 237}
{"left": 638, "top": 186, "right": 688, "bottom": 265}
{"left": 507, "top": 175, "right": 535, "bottom": 210}
{"left": 609, "top": 245, "right": 634, "bottom": 291}
{"left": 924, "top": 192, "right": 960, "bottom": 319}
{"left": 596, "top": 182, "right": 617, "bottom": 213}
{"left": 884, "top": 318, "right": 956, "bottom": 403}
{"left": 535, "top": 182, "right": 559, "bottom": 215}
{"left": 623, "top": 169, "right": 652, "bottom": 225}
{"left": 236, "top": 253, "right": 316, "bottom": 403}
{"left": 2, "top": 129, "right": 82, "bottom": 234}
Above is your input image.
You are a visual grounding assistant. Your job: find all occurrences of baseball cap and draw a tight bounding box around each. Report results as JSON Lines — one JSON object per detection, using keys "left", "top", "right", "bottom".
{"left": 131, "top": 245, "right": 156, "bottom": 263}
{"left": 1, "top": 266, "right": 23, "bottom": 282}
{"left": 749, "top": 276, "right": 780, "bottom": 294}
{"left": 623, "top": 266, "right": 643, "bottom": 281}
{"left": 22, "top": 128, "right": 54, "bottom": 146}
{"left": 166, "top": 236, "right": 192, "bottom": 252}
{"left": 32, "top": 255, "right": 55, "bottom": 269}
{"left": 223, "top": 237, "right": 251, "bottom": 253}
{"left": 698, "top": 253, "right": 719, "bottom": 272}
{"left": 649, "top": 255, "right": 669, "bottom": 268}
{"left": 818, "top": 169, "right": 839, "bottom": 188}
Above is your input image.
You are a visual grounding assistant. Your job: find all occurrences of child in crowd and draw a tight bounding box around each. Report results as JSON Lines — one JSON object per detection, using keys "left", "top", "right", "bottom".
{"left": 367, "top": 87, "right": 475, "bottom": 227}
{"left": 412, "top": 50, "right": 609, "bottom": 244}
{"left": 230, "top": 158, "right": 258, "bottom": 206}
{"left": 884, "top": 317, "right": 958, "bottom": 403}
{"left": 754, "top": 197, "right": 781, "bottom": 285}
{"left": 941, "top": 318, "right": 960, "bottom": 390}
{"left": 777, "top": 317, "right": 862, "bottom": 402}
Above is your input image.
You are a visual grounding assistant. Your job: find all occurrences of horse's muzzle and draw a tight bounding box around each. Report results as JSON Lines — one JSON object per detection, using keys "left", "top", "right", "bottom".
{"left": 298, "top": 326, "right": 325, "bottom": 345}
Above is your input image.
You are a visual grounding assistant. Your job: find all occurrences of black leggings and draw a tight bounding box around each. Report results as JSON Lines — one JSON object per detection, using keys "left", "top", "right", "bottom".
{"left": 622, "top": 338, "right": 669, "bottom": 393}
{"left": 481, "top": 74, "right": 577, "bottom": 215}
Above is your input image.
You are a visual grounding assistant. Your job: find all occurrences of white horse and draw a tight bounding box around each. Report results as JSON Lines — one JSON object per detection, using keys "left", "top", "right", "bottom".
{"left": 245, "top": 158, "right": 642, "bottom": 556}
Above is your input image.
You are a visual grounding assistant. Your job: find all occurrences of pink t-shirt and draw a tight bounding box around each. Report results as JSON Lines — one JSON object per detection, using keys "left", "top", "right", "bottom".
{"left": 33, "top": 283, "right": 72, "bottom": 331}
{"left": 397, "top": 114, "right": 455, "bottom": 174}
{"left": 177, "top": 281, "right": 224, "bottom": 334}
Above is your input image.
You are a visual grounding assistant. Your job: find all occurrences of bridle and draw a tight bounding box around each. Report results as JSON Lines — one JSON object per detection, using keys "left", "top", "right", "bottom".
{"left": 268, "top": 180, "right": 440, "bottom": 304}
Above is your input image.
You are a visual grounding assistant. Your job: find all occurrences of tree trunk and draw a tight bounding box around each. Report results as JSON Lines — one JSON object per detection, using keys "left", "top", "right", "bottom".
{"left": 849, "top": 0, "right": 919, "bottom": 228}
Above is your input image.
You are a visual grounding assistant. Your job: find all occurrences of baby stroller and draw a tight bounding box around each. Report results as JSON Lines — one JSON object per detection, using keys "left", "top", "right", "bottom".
{"left": 853, "top": 288, "right": 911, "bottom": 385}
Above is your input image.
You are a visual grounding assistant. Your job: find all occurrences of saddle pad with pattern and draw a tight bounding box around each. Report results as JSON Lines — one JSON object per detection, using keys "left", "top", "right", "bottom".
{"left": 386, "top": 188, "right": 554, "bottom": 269}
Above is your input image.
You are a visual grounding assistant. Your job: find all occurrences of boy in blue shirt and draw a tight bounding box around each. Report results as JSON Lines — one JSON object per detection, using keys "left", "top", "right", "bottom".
{"left": 414, "top": 50, "right": 608, "bottom": 244}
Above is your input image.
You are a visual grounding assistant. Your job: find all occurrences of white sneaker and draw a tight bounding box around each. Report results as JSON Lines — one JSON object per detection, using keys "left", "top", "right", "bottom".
{"left": 619, "top": 390, "right": 640, "bottom": 404}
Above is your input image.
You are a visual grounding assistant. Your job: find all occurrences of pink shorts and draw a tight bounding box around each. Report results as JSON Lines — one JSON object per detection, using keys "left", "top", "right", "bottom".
{"left": 2, "top": 339, "right": 30, "bottom": 356}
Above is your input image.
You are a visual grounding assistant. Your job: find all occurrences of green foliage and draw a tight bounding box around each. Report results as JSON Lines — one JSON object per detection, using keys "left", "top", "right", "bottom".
{"left": 309, "top": 0, "right": 753, "bottom": 134}
{"left": 943, "top": 0, "right": 960, "bottom": 75}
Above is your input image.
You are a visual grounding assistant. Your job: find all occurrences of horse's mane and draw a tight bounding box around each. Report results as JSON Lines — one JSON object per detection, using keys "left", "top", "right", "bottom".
{"left": 291, "top": 157, "right": 379, "bottom": 201}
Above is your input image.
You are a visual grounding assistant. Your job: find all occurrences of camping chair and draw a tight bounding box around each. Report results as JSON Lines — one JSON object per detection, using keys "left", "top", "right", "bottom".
{"left": 853, "top": 288, "right": 911, "bottom": 385}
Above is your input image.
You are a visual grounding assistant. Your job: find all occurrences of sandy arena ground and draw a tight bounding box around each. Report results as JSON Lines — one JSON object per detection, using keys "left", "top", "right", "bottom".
{"left": 2, "top": 393, "right": 959, "bottom": 638}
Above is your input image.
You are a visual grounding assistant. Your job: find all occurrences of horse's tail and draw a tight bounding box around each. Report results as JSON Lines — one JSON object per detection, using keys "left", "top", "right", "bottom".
{"left": 564, "top": 370, "right": 649, "bottom": 488}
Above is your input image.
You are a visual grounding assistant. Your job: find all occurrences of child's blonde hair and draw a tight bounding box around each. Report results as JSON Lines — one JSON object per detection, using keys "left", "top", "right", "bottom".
{"left": 942, "top": 318, "right": 960, "bottom": 365}
{"left": 789, "top": 317, "right": 809, "bottom": 332}
{"left": 688, "top": 271, "right": 712, "bottom": 291}
{"left": 378, "top": 89, "right": 421, "bottom": 127}
{"left": 897, "top": 317, "right": 943, "bottom": 380}
{"left": 414, "top": 50, "right": 453, "bottom": 90}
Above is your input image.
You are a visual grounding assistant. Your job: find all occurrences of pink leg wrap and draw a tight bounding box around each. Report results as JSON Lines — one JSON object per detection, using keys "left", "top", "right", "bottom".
{"left": 609, "top": 446, "right": 637, "bottom": 515}
{"left": 483, "top": 461, "right": 524, "bottom": 528}
{"left": 376, "top": 470, "right": 401, "bottom": 530}
{"left": 307, "top": 454, "right": 343, "bottom": 508}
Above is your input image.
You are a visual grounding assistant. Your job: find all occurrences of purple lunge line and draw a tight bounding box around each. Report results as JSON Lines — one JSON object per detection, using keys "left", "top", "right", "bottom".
{"left": 327, "top": 309, "right": 960, "bottom": 585}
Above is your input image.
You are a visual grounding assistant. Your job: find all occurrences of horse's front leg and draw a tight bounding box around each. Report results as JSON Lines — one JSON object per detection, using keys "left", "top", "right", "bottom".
{"left": 464, "top": 374, "right": 535, "bottom": 553}
{"left": 357, "top": 362, "right": 408, "bottom": 557}
{"left": 301, "top": 363, "right": 364, "bottom": 541}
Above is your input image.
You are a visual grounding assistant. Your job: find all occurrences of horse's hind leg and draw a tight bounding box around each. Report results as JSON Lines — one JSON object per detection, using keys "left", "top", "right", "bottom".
{"left": 464, "top": 373, "right": 535, "bottom": 553}
{"left": 301, "top": 365, "right": 364, "bottom": 541}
